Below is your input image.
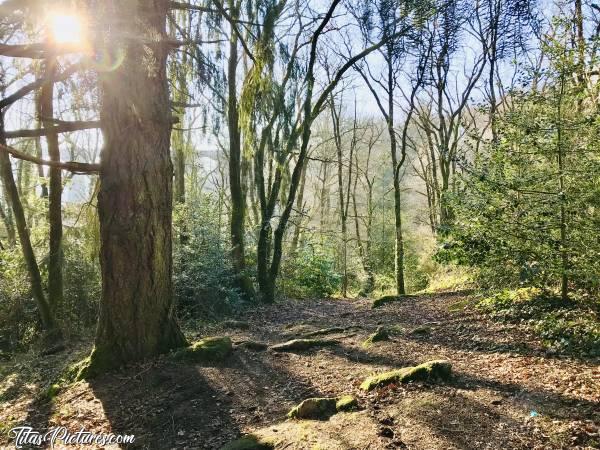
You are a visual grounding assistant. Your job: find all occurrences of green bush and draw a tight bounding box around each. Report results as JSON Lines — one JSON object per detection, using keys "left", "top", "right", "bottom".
{"left": 280, "top": 245, "right": 341, "bottom": 299}
{"left": 0, "top": 247, "right": 37, "bottom": 351}
{"left": 173, "top": 199, "right": 244, "bottom": 319}
{"left": 477, "top": 288, "right": 600, "bottom": 356}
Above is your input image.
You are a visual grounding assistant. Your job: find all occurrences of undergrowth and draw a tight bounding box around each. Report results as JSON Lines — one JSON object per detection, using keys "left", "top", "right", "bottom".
{"left": 477, "top": 288, "right": 600, "bottom": 357}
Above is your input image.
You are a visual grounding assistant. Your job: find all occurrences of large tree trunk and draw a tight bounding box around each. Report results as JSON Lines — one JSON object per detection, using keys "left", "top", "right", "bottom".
{"left": 40, "top": 56, "right": 63, "bottom": 309}
{"left": 88, "top": 0, "right": 186, "bottom": 375}
{"left": 0, "top": 115, "right": 59, "bottom": 337}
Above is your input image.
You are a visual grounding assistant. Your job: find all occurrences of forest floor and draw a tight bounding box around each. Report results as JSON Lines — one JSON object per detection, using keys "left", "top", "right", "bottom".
{"left": 1, "top": 291, "right": 599, "bottom": 449}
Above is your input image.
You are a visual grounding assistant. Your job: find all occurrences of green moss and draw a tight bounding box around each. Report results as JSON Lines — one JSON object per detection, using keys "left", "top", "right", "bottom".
{"left": 288, "top": 397, "right": 338, "bottom": 420}
{"left": 221, "top": 434, "right": 276, "bottom": 450}
{"left": 64, "top": 354, "right": 97, "bottom": 381}
{"left": 173, "top": 337, "right": 233, "bottom": 362}
{"left": 270, "top": 339, "right": 337, "bottom": 352}
{"left": 42, "top": 383, "right": 61, "bottom": 401}
{"left": 372, "top": 294, "right": 415, "bottom": 309}
{"left": 222, "top": 320, "right": 251, "bottom": 330}
{"left": 362, "top": 327, "right": 390, "bottom": 347}
{"left": 287, "top": 395, "right": 358, "bottom": 420}
{"left": 335, "top": 395, "right": 358, "bottom": 412}
{"left": 360, "top": 360, "right": 452, "bottom": 391}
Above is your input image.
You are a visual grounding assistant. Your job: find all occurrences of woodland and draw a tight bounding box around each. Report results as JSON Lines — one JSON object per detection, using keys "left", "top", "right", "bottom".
{"left": 0, "top": 0, "right": 598, "bottom": 449}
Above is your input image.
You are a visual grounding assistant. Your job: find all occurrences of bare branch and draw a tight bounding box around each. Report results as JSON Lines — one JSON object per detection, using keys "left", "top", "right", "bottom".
{"left": 4, "top": 120, "right": 101, "bottom": 139}
{"left": 0, "top": 142, "right": 100, "bottom": 174}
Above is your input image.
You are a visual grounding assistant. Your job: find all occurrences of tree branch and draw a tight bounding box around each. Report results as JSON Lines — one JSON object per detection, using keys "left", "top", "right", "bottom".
{"left": 4, "top": 120, "right": 101, "bottom": 139}
{"left": 0, "top": 142, "right": 100, "bottom": 174}
{"left": 0, "top": 43, "right": 84, "bottom": 59}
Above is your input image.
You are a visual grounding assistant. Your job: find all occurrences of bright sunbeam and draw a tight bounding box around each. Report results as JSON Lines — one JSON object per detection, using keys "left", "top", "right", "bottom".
{"left": 49, "top": 13, "right": 84, "bottom": 44}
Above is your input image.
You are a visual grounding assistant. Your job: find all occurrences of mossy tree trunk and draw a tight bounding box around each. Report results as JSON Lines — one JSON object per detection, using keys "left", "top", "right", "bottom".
{"left": 90, "top": 0, "right": 186, "bottom": 374}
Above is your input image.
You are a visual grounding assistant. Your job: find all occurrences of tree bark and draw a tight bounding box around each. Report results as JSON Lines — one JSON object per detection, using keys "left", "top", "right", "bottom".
{"left": 227, "top": 0, "right": 254, "bottom": 300}
{"left": 0, "top": 186, "right": 16, "bottom": 246}
{"left": 89, "top": 0, "right": 186, "bottom": 375}
{"left": 39, "top": 56, "right": 63, "bottom": 309}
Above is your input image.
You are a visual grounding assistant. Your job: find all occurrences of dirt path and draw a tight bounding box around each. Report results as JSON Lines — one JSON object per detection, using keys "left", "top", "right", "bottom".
{"left": 1, "top": 292, "right": 599, "bottom": 449}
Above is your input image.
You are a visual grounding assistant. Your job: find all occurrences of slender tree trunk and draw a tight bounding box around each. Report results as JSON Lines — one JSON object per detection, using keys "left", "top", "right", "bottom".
{"left": 332, "top": 102, "right": 348, "bottom": 297}
{"left": 0, "top": 193, "right": 15, "bottom": 246}
{"left": 40, "top": 56, "right": 63, "bottom": 309}
{"left": 557, "top": 77, "right": 569, "bottom": 302}
{"left": 227, "top": 0, "right": 254, "bottom": 300}
{"left": 89, "top": 0, "right": 186, "bottom": 375}
{"left": 257, "top": 220, "right": 274, "bottom": 302}
{"left": 290, "top": 161, "right": 307, "bottom": 255}
{"left": 0, "top": 114, "right": 58, "bottom": 336}
{"left": 386, "top": 63, "right": 406, "bottom": 295}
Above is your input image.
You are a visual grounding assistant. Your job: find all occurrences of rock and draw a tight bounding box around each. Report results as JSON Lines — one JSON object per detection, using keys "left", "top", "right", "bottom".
{"left": 270, "top": 339, "right": 337, "bottom": 352}
{"left": 362, "top": 327, "right": 390, "bottom": 347}
{"left": 379, "top": 426, "right": 394, "bottom": 438}
{"left": 287, "top": 397, "right": 337, "bottom": 420}
{"left": 237, "top": 341, "right": 268, "bottom": 351}
{"left": 288, "top": 395, "right": 358, "bottom": 420}
{"left": 222, "top": 320, "right": 251, "bottom": 330}
{"left": 335, "top": 395, "right": 358, "bottom": 412}
{"left": 372, "top": 294, "right": 415, "bottom": 308}
{"left": 221, "top": 435, "right": 275, "bottom": 450}
{"left": 173, "top": 337, "right": 232, "bottom": 362}
{"left": 360, "top": 360, "right": 452, "bottom": 391}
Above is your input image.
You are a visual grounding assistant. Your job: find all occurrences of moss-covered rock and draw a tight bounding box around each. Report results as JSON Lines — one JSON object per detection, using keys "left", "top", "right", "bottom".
{"left": 173, "top": 337, "right": 232, "bottom": 362}
{"left": 360, "top": 360, "right": 452, "bottom": 391}
{"left": 222, "top": 320, "right": 251, "bottom": 330}
{"left": 288, "top": 395, "right": 358, "bottom": 420}
{"left": 221, "top": 434, "right": 276, "bottom": 450}
{"left": 288, "top": 397, "right": 337, "bottom": 420}
{"left": 362, "top": 327, "right": 390, "bottom": 347}
{"left": 270, "top": 339, "right": 337, "bottom": 352}
{"left": 372, "top": 294, "right": 415, "bottom": 308}
{"left": 236, "top": 340, "right": 268, "bottom": 351}
{"left": 335, "top": 395, "right": 358, "bottom": 412}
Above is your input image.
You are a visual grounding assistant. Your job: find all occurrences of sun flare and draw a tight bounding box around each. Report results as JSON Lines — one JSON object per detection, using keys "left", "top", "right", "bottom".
{"left": 49, "top": 13, "right": 84, "bottom": 44}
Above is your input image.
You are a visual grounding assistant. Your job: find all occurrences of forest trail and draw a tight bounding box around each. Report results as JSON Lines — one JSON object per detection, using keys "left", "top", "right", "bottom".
{"left": 1, "top": 292, "right": 598, "bottom": 449}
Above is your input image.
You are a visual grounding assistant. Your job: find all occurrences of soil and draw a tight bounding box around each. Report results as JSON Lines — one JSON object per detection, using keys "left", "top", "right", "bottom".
{"left": 1, "top": 291, "right": 598, "bottom": 449}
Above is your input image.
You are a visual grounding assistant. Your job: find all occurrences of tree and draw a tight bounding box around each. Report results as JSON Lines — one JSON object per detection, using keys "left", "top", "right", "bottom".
{"left": 87, "top": 0, "right": 187, "bottom": 374}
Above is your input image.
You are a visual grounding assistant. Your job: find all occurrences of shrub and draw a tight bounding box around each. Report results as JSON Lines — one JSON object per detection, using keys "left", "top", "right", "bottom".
{"left": 477, "top": 288, "right": 600, "bottom": 356}
{"left": 280, "top": 245, "right": 341, "bottom": 299}
{"left": 173, "top": 200, "right": 244, "bottom": 319}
